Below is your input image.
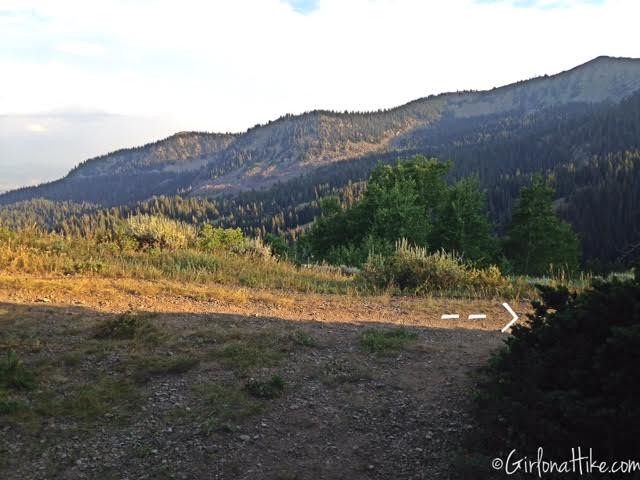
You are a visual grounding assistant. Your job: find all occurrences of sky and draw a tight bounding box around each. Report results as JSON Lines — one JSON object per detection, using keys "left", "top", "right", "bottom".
{"left": 1, "top": 0, "right": 638, "bottom": 192}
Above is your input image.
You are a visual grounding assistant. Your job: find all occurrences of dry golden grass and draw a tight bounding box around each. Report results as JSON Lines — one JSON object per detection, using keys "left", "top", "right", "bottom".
{"left": 0, "top": 273, "right": 527, "bottom": 333}
{"left": 0, "top": 230, "right": 355, "bottom": 295}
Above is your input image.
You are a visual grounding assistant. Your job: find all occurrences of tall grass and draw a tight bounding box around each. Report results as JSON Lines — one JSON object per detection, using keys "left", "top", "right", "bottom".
{"left": 1, "top": 227, "right": 608, "bottom": 298}
{"left": 360, "top": 239, "right": 512, "bottom": 298}
{"left": 0, "top": 228, "right": 354, "bottom": 294}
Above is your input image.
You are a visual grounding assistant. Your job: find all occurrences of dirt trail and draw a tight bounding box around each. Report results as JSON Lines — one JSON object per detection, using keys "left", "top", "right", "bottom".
{"left": 0, "top": 276, "right": 525, "bottom": 479}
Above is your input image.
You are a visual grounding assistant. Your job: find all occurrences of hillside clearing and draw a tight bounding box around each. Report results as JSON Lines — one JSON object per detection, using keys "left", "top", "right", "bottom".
{"left": 0, "top": 275, "right": 523, "bottom": 479}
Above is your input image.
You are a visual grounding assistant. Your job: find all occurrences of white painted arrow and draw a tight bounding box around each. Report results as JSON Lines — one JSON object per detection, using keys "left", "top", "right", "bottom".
{"left": 501, "top": 302, "right": 519, "bottom": 333}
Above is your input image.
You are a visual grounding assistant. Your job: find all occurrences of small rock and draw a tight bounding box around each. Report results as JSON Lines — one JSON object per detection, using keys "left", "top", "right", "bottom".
{"left": 239, "top": 435, "right": 251, "bottom": 442}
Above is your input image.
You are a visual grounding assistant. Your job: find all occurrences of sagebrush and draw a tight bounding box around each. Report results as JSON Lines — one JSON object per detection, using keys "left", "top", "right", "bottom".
{"left": 360, "top": 239, "right": 509, "bottom": 297}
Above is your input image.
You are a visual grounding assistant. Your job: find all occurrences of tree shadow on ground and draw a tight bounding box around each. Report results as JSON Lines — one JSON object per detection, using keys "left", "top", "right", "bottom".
{"left": 0, "top": 301, "right": 505, "bottom": 480}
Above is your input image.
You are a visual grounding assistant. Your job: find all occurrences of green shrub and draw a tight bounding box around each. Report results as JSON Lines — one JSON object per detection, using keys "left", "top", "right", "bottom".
{"left": 0, "top": 395, "right": 26, "bottom": 415}
{"left": 264, "top": 234, "right": 289, "bottom": 259}
{"left": 198, "top": 225, "right": 272, "bottom": 259}
{"left": 125, "top": 215, "right": 196, "bottom": 250}
{"left": 471, "top": 277, "right": 640, "bottom": 472}
{"left": 245, "top": 375, "right": 285, "bottom": 399}
{"left": 360, "top": 239, "right": 508, "bottom": 296}
{"left": 63, "top": 259, "right": 105, "bottom": 275}
{"left": 289, "top": 331, "right": 317, "bottom": 347}
{"left": 93, "top": 312, "right": 163, "bottom": 346}
{"left": 0, "top": 351, "right": 35, "bottom": 390}
{"left": 199, "top": 225, "right": 245, "bottom": 251}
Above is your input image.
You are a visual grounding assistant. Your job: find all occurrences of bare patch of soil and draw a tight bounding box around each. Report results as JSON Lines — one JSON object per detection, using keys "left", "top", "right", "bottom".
{"left": 0, "top": 275, "right": 525, "bottom": 479}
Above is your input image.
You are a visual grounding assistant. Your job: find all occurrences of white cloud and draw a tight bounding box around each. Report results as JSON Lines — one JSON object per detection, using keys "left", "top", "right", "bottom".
{"left": 25, "top": 122, "right": 47, "bottom": 133}
{"left": 55, "top": 41, "right": 107, "bottom": 57}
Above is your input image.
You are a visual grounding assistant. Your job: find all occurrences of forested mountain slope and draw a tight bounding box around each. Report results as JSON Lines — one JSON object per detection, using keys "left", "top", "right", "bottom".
{"left": 2, "top": 56, "right": 640, "bottom": 268}
{"left": 1, "top": 56, "right": 639, "bottom": 207}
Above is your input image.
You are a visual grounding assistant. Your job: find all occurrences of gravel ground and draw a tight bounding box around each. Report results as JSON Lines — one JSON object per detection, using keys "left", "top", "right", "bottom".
{"left": 0, "top": 275, "right": 524, "bottom": 479}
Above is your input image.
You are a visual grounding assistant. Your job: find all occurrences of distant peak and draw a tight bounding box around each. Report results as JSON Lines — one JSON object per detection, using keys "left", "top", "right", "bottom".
{"left": 580, "top": 55, "right": 639, "bottom": 66}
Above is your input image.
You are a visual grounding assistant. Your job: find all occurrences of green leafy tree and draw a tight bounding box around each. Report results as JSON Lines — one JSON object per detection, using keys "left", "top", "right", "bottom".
{"left": 264, "top": 233, "right": 289, "bottom": 259}
{"left": 304, "top": 156, "right": 499, "bottom": 267}
{"left": 503, "top": 176, "right": 580, "bottom": 276}
{"left": 305, "top": 156, "right": 451, "bottom": 265}
{"left": 304, "top": 196, "right": 372, "bottom": 265}
{"left": 431, "top": 177, "right": 498, "bottom": 266}
{"left": 364, "top": 177, "right": 429, "bottom": 247}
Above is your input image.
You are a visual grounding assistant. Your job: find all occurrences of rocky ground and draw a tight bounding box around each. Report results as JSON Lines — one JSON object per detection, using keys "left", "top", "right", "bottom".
{"left": 0, "top": 275, "right": 526, "bottom": 479}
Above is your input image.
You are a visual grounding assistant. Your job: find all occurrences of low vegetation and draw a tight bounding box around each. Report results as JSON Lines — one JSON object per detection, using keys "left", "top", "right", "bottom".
{"left": 0, "top": 222, "right": 539, "bottom": 300}
{"left": 125, "top": 214, "right": 196, "bottom": 250}
{"left": 319, "top": 357, "right": 373, "bottom": 387}
{"left": 0, "top": 312, "right": 310, "bottom": 434}
{"left": 56, "top": 377, "right": 140, "bottom": 423}
{"left": 208, "top": 332, "right": 289, "bottom": 374}
{"left": 198, "top": 382, "right": 264, "bottom": 432}
{"left": 465, "top": 272, "right": 640, "bottom": 476}
{"left": 93, "top": 312, "right": 165, "bottom": 347}
{"left": 0, "top": 226, "right": 353, "bottom": 295}
{"left": 360, "top": 240, "right": 511, "bottom": 297}
{"left": 131, "top": 355, "right": 200, "bottom": 384}
{"left": 0, "top": 156, "right": 594, "bottom": 302}
{"left": 360, "top": 327, "right": 418, "bottom": 354}
{"left": 0, "top": 351, "right": 35, "bottom": 390}
{"left": 245, "top": 375, "right": 285, "bottom": 399}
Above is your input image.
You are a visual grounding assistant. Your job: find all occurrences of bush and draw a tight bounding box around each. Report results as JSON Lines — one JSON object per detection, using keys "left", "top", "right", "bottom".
{"left": 245, "top": 375, "right": 285, "bottom": 399}
{"left": 199, "top": 225, "right": 245, "bottom": 251}
{"left": 471, "top": 277, "right": 640, "bottom": 471}
{"left": 125, "top": 215, "right": 196, "bottom": 250}
{"left": 264, "top": 233, "right": 289, "bottom": 259}
{"left": 63, "top": 259, "right": 105, "bottom": 275}
{"left": 198, "top": 225, "right": 272, "bottom": 259}
{"left": 360, "top": 239, "right": 508, "bottom": 296}
{"left": 93, "top": 312, "right": 163, "bottom": 346}
{"left": 230, "top": 237, "right": 273, "bottom": 260}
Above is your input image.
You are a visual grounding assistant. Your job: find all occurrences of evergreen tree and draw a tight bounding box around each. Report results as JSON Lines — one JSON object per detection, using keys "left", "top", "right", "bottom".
{"left": 504, "top": 175, "right": 580, "bottom": 276}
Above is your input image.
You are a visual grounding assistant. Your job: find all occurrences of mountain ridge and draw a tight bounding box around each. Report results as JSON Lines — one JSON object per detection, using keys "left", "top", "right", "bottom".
{"left": 1, "top": 55, "right": 640, "bottom": 206}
